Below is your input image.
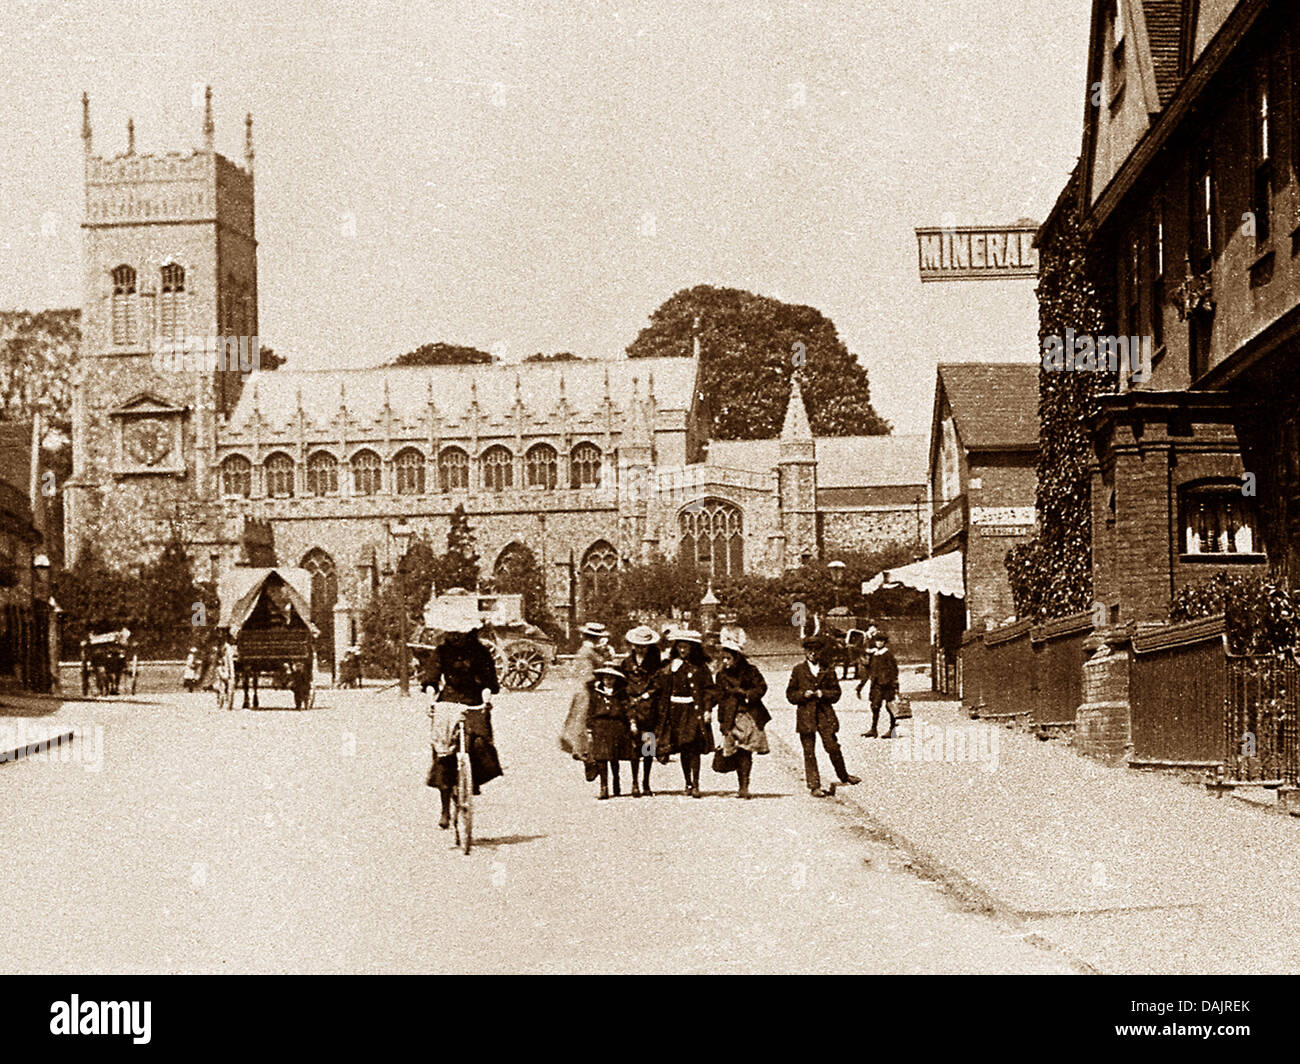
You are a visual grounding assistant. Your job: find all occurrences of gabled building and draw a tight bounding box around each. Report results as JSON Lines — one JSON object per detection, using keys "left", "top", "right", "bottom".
{"left": 928, "top": 363, "right": 1039, "bottom": 686}
{"left": 1072, "top": 0, "right": 1295, "bottom": 622}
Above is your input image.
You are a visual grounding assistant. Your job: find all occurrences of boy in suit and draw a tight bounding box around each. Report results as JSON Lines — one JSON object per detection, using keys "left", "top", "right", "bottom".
{"left": 863, "top": 632, "right": 900, "bottom": 738}
{"left": 787, "top": 637, "right": 860, "bottom": 797}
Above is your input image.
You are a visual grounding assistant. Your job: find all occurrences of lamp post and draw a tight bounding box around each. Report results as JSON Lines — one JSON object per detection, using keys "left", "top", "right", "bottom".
{"left": 828, "top": 559, "right": 846, "bottom": 612}
{"left": 389, "top": 519, "right": 414, "bottom": 697}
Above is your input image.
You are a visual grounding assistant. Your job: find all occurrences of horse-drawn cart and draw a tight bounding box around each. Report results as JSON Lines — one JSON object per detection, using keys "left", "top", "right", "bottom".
{"left": 215, "top": 567, "right": 318, "bottom": 710}
{"left": 80, "top": 629, "right": 138, "bottom": 697}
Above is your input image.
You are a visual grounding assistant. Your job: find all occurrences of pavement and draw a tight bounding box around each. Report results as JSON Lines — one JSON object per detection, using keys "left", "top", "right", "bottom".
{"left": 0, "top": 675, "right": 1072, "bottom": 974}
{"left": 757, "top": 664, "right": 1300, "bottom": 974}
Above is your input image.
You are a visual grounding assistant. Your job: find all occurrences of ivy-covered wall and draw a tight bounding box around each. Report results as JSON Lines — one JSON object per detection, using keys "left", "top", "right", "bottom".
{"left": 1006, "top": 169, "right": 1117, "bottom": 621}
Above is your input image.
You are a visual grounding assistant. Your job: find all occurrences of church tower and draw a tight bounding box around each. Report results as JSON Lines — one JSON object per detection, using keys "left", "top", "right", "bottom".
{"left": 777, "top": 377, "right": 818, "bottom": 566}
{"left": 66, "top": 89, "right": 257, "bottom": 568}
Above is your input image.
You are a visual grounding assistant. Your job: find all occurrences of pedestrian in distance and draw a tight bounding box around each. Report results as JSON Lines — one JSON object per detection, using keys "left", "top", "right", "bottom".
{"left": 620, "top": 625, "right": 663, "bottom": 796}
{"left": 787, "top": 636, "right": 860, "bottom": 797}
{"left": 854, "top": 621, "right": 880, "bottom": 699}
{"left": 863, "top": 631, "right": 900, "bottom": 738}
{"left": 587, "top": 666, "right": 635, "bottom": 799}
{"left": 560, "top": 621, "right": 611, "bottom": 767}
{"left": 713, "top": 629, "right": 770, "bottom": 799}
{"left": 656, "top": 628, "right": 715, "bottom": 797}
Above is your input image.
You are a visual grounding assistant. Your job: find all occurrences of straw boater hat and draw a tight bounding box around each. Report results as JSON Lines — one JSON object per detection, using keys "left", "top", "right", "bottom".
{"left": 719, "top": 630, "right": 747, "bottom": 655}
{"left": 593, "top": 666, "right": 626, "bottom": 681}
{"left": 579, "top": 622, "right": 610, "bottom": 640}
{"left": 670, "top": 628, "right": 703, "bottom": 644}
{"left": 625, "top": 625, "right": 659, "bottom": 646}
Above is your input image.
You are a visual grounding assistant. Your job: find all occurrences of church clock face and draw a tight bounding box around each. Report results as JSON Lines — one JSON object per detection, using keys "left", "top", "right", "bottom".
{"left": 125, "top": 417, "right": 173, "bottom": 467}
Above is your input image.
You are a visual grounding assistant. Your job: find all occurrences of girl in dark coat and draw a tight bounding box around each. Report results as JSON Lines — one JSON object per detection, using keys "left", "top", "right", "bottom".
{"left": 714, "top": 631, "right": 770, "bottom": 799}
{"left": 587, "top": 666, "right": 634, "bottom": 799}
{"left": 656, "top": 629, "right": 715, "bottom": 797}
{"left": 425, "top": 628, "right": 502, "bottom": 830}
{"left": 620, "top": 626, "right": 662, "bottom": 797}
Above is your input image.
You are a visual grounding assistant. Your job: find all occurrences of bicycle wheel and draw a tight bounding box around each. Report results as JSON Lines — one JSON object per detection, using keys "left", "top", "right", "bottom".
{"left": 456, "top": 746, "right": 473, "bottom": 854}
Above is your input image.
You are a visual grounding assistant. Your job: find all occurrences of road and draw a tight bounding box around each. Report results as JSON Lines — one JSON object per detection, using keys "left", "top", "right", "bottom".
{"left": 0, "top": 673, "right": 1075, "bottom": 973}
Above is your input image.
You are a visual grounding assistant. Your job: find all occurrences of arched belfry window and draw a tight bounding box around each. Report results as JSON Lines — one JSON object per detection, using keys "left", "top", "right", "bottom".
{"left": 679, "top": 499, "right": 743, "bottom": 576}
{"left": 481, "top": 445, "right": 514, "bottom": 492}
{"left": 526, "top": 443, "right": 558, "bottom": 489}
{"left": 571, "top": 442, "right": 602, "bottom": 489}
{"left": 159, "top": 263, "right": 185, "bottom": 342}
{"left": 111, "top": 265, "right": 137, "bottom": 345}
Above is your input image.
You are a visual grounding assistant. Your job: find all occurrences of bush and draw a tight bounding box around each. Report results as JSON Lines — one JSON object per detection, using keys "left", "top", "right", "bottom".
{"left": 1171, "top": 571, "right": 1300, "bottom": 655}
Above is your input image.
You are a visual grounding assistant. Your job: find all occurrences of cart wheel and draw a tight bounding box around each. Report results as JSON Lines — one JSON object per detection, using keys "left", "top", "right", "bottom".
{"left": 506, "top": 646, "right": 546, "bottom": 690}
{"left": 455, "top": 746, "right": 473, "bottom": 854}
{"left": 488, "top": 642, "right": 509, "bottom": 683}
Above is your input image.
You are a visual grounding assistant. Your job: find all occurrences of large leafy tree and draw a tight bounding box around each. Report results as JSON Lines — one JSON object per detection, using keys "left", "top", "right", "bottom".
{"left": 523, "top": 351, "right": 585, "bottom": 363}
{"left": 391, "top": 342, "right": 494, "bottom": 367}
{"left": 625, "top": 285, "right": 889, "bottom": 440}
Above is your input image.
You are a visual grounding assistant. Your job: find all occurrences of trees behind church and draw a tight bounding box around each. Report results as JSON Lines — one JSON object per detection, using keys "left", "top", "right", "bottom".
{"left": 625, "top": 284, "right": 891, "bottom": 440}
{"left": 390, "top": 341, "right": 495, "bottom": 366}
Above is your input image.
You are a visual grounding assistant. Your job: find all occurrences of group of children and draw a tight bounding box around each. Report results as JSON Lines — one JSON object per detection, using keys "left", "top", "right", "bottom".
{"left": 561, "top": 619, "right": 902, "bottom": 801}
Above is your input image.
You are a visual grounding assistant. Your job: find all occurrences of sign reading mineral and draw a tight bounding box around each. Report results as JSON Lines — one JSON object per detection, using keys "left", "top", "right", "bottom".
{"left": 915, "top": 224, "right": 1039, "bottom": 282}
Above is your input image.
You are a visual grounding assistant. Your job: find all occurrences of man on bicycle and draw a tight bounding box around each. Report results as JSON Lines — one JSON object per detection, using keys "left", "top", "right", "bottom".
{"left": 423, "top": 614, "right": 503, "bottom": 830}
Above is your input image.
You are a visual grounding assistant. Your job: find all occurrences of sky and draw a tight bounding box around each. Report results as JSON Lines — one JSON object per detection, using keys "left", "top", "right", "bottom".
{"left": 0, "top": 0, "right": 1092, "bottom": 435}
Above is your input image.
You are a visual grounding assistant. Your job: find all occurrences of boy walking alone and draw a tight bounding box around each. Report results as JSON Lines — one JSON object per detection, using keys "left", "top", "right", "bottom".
{"left": 787, "top": 637, "right": 860, "bottom": 797}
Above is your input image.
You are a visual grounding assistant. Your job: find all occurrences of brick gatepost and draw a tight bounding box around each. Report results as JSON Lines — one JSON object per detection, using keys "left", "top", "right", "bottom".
{"left": 1075, "top": 625, "right": 1133, "bottom": 764}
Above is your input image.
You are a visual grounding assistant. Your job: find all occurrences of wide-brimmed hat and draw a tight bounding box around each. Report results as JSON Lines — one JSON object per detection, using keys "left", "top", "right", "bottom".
{"left": 670, "top": 628, "right": 703, "bottom": 644}
{"left": 802, "top": 636, "right": 823, "bottom": 650}
{"left": 593, "top": 665, "right": 626, "bottom": 681}
{"left": 579, "top": 622, "right": 610, "bottom": 640}
{"left": 625, "top": 625, "right": 659, "bottom": 646}
{"left": 719, "top": 633, "right": 746, "bottom": 655}
{"left": 423, "top": 595, "right": 483, "bottom": 633}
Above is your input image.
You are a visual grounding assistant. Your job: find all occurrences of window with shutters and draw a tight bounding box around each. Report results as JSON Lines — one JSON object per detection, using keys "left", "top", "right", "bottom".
{"left": 111, "top": 265, "right": 137, "bottom": 345}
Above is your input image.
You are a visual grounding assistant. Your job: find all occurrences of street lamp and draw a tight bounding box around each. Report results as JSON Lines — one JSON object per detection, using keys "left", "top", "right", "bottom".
{"left": 828, "top": 559, "right": 846, "bottom": 612}
{"left": 390, "top": 519, "right": 414, "bottom": 697}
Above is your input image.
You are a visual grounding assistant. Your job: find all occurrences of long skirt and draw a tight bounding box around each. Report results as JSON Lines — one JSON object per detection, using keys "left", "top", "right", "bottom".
{"left": 560, "top": 687, "right": 592, "bottom": 761}
{"left": 589, "top": 716, "right": 636, "bottom": 762}
{"left": 427, "top": 706, "right": 502, "bottom": 792}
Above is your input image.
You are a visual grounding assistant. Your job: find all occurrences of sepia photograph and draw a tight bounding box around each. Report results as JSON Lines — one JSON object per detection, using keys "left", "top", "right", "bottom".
{"left": 0, "top": 0, "right": 1293, "bottom": 1044}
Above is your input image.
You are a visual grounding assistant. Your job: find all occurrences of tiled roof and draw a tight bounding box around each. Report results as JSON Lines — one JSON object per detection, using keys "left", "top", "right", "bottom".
{"left": 1143, "top": 0, "right": 1184, "bottom": 106}
{"left": 937, "top": 363, "right": 1039, "bottom": 451}
{"left": 705, "top": 434, "right": 927, "bottom": 489}
{"left": 225, "top": 356, "right": 700, "bottom": 435}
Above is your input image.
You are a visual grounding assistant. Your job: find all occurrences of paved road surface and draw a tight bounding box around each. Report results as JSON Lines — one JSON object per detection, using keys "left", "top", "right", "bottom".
{"left": 0, "top": 677, "right": 1074, "bottom": 973}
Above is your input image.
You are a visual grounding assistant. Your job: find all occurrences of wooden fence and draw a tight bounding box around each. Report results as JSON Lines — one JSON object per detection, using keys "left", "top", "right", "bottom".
{"left": 1129, "top": 617, "right": 1228, "bottom": 767}
{"left": 960, "top": 611, "right": 1091, "bottom": 725}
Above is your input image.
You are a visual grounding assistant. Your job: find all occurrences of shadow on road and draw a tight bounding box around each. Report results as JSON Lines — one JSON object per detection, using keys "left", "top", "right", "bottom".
{"left": 471, "top": 834, "right": 547, "bottom": 849}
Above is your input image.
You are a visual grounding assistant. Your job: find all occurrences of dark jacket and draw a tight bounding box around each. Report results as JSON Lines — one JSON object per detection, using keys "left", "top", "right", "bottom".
{"left": 423, "top": 635, "right": 500, "bottom": 706}
{"left": 620, "top": 649, "right": 663, "bottom": 730}
{"left": 715, "top": 657, "right": 770, "bottom": 732}
{"left": 786, "top": 659, "right": 842, "bottom": 735}
{"left": 655, "top": 658, "right": 716, "bottom": 755}
{"left": 869, "top": 646, "right": 899, "bottom": 689}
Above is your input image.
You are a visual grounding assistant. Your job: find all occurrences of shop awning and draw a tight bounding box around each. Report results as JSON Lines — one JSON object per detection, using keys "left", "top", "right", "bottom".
{"left": 862, "top": 552, "right": 964, "bottom": 599}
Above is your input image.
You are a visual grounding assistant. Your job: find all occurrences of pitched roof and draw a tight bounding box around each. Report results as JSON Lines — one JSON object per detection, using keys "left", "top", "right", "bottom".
{"left": 705, "top": 434, "right": 926, "bottom": 489}
{"left": 936, "top": 363, "right": 1039, "bottom": 450}
{"left": 225, "top": 356, "right": 700, "bottom": 435}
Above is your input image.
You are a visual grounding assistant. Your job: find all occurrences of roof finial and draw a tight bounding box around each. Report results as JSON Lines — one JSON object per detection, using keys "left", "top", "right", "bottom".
{"left": 126, "top": 117, "right": 135, "bottom": 155}
{"left": 244, "top": 112, "right": 254, "bottom": 172}
{"left": 604, "top": 364, "right": 611, "bottom": 400}
{"left": 81, "top": 92, "right": 92, "bottom": 153}
{"left": 692, "top": 315, "right": 701, "bottom": 360}
{"left": 203, "top": 85, "right": 214, "bottom": 150}
{"left": 647, "top": 371, "right": 655, "bottom": 400}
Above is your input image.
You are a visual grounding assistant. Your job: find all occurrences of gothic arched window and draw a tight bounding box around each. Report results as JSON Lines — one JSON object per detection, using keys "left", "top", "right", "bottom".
{"left": 351, "top": 449, "right": 383, "bottom": 496}
{"left": 394, "top": 447, "right": 426, "bottom": 495}
{"left": 525, "top": 443, "right": 558, "bottom": 489}
{"left": 580, "top": 540, "right": 619, "bottom": 610}
{"left": 221, "top": 454, "right": 252, "bottom": 498}
{"left": 571, "top": 442, "right": 602, "bottom": 489}
{"left": 480, "top": 445, "right": 514, "bottom": 492}
{"left": 307, "top": 451, "right": 339, "bottom": 496}
{"left": 111, "top": 264, "right": 137, "bottom": 345}
{"left": 265, "top": 452, "right": 295, "bottom": 498}
{"left": 438, "top": 447, "right": 469, "bottom": 492}
{"left": 159, "top": 263, "right": 185, "bottom": 342}
{"left": 300, "top": 548, "right": 338, "bottom": 670}
{"left": 679, "top": 499, "right": 743, "bottom": 577}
